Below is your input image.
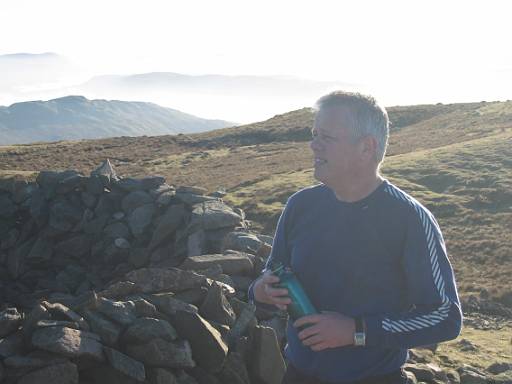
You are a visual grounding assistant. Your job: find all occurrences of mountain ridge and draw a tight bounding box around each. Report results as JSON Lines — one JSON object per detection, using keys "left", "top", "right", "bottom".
{"left": 0, "top": 95, "right": 234, "bottom": 145}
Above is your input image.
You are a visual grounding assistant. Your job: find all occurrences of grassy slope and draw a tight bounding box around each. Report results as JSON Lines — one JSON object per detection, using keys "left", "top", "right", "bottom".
{"left": 1, "top": 101, "right": 511, "bottom": 299}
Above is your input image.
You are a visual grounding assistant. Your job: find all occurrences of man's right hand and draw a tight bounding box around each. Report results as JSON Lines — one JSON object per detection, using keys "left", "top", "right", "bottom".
{"left": 253, "top": 270, "right": 292, "bottom": 310}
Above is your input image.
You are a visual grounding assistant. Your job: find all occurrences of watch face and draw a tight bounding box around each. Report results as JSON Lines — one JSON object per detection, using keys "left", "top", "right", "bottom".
{"left": 354, "top": 332, "right": 366, "bottom": 346}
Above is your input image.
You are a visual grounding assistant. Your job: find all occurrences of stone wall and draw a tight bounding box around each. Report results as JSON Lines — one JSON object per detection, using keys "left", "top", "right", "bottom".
{"left": 0, "top": 160, "right": 285, "bottom": 384}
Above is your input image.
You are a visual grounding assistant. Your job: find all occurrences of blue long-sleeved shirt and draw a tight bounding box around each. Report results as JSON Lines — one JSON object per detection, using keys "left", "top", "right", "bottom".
{"left": 249, "top": 180, "right": 462, "bottom": 383}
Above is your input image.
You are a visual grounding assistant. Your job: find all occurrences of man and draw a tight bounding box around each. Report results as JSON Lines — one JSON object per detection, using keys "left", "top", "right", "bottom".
{"left": 249, "top": 91, "right": 462, "bottom": 384}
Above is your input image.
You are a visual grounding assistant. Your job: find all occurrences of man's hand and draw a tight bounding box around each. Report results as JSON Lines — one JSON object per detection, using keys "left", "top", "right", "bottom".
{"left": 293, "top": 312, "right": 356, "bottom": 351}
{"left": 253, "top": 270, "right": 291, "bottom": 310}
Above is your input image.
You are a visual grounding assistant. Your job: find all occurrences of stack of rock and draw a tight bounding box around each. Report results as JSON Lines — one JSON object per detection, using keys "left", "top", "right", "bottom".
{"left": 0, "top": 160, "right": 285, "bottom": 384}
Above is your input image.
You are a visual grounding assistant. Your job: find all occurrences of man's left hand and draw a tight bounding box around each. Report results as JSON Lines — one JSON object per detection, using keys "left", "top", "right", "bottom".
{"left": 293, "top": 312, "right": 355, "bottom": 351}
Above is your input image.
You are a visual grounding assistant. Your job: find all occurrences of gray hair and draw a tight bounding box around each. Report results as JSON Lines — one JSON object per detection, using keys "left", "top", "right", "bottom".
{"left": 315, "top": 91, "right": 389, "bottom": 163}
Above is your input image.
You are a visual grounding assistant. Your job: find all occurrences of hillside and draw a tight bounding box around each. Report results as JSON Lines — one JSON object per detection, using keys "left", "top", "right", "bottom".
{"left": 0, "top": 95, "right": 233, "bottom": 145}
{"left": 1, "top": 100, "right": 511, "bottom": 301}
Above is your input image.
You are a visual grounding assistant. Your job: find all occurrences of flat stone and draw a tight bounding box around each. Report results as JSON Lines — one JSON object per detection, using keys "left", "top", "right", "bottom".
{"left": 99, "top": 281, "right": 137, "bottom": 299}
{"left": 42, "top": 301, "right": 89, "bottom": 330}
{"left": 122, "top": 317, "right": 178, "bottom": 345}
{"left": 222, "top": 231, "right": 264, "bottom": 253}
{"left": 200, "top": 282, "right": 236, "bottom": 327}
{"left": 179, "top": 252, "right": 253, "bottom": 275}
{"left": 125, "top": 268, "right": 207, "bottom": 293}
{"left": 148, "top": 204, "right": 185, "bottom": 250}
{"left": 31, "top": 326, "right": 105, "bottom": 362}
{"left": 249, "top": 325, "right": 286, "bottom": 384}
{"left": 190, "top": 200, "right": 243, "bottom": 230}
{"left": 0, "top": 331, "right": 24, "bottom": 358}
{"left": 128, "top": 203, "right": 156, "bottom": 236}
{"left": 144, "top": 293, "right": 199, "bottom": 317}
{"left": 122, "top": 190, "right": 153, "bottom": 213}
{"left": 81, "top": 310, "right": 122, "bottom": 346}
{"left": 126, "top": 338, "right": 195, "bottom": 369}
{"left": 147, "top": 368, "right": 177, "bottom": 384}
{"left": 3, "top": 350, "right": 68, "bottom": 370}
{"left": 104, "top": 347, "right": 146, "bottom": 382}
{"left": 170, "top": 310, "right": 228, "bottom": 373}
{"left": 488, "top": 362, "right": 512, "bottom": 375}
{"left": 0, "top": 307, "right": 22, "bottom": 337}
{"left": 17, "top": 361, "right": 78, "bottom": 384}
{"left": 95, "top": 297, "right": 138, "bottom": 326}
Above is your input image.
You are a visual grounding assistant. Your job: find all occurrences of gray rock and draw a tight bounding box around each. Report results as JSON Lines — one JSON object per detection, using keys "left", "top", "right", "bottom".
{"left": 126, "top": 338, "right": 195, "bottom": 369}
{"left": 226, "top": 299, "right": 257, "bottom": 346}
{"left": 249, "top": 325, "right": 286, "bottom": 384}
{"left": 488, "top": 362, "right": 512, "bottom": 375}
{"left": 81, "top": 310, "right": 122, "bottom": 346}
{"left": 99, "top": 281, "right": 137, "bottom": 299}
{"left": 83, "top": 214, "right": 109, "bottom": 235}
{"left": 149, "top": 183, "right": 174, "bottom": 197}
{"left": 122, "top": 317, "right": 178, "bottom": 345}
{"left": 132, "top": 298, "right": 159, "bottom": 318}
{"left": 49, "top": 200, "right": 83, "bottom": 232}
{"left": 55, "top": 265, "right": 86, "bottom": 292}
{"left": 156, "top": 191, "right": 176, "bottom": 206}
{"left": 149, "top": 204, "right": 186, "bottom": 250}
{"left": 22, "top": 303, "right": 51, "bottom": 340}
{"left": 0, "top": 361, "right": 4, "bottom": 382}
{"left": 187, "top": 230, "right": 206, "bottom": 256}
{"left": 86, "top": 174, "right": 107, "bottom": 195}
{"left": 3, "top": 350, "right": 68, "bottom": 370}
{"left": 170, "top": 310, "right": 228, "bottom": 373}
{"left": 128, "top": 203, "right": 156, "bottom": 236}
{"left": 26, "top": 236, "right": 53, "bottom": 263}
{"left": 1, "top": 228, "right": 19, "bottom": 250}
{"left": 81, "top": 191, "right": 97, "bottom": 208}
{"left": 493, "top": 371, "right": 512, "bottom": 383}
{"left": 115, "top": 237, "right": 131, "bottom": 249}
{"left": 144, "top": 293, "right": 199, "bottom": 317}
{"left": 175, "top": 192, "right": 217, "bottom": 206}
{"left": 218, "top": 352, "right": 251, "bottom": 384}
{"left": 17, "top": 361, "right": 78, "bottom": 384}
{"left": 0, "top": 331, "right": 24, "bottom": 358}
{"left": 31, "top": 326, "right": 105, "bottom": 361}
{"left": 104, "top": 347, "right": 146, "bottom": 382}
{"left": 122, "top": 190, "right": 153, "bottom": 213}
{"left": 176, "top": 371, "right": 199, "bottom": 384}
{"left": 129, "top": 247, "right": 150, "bottom": 268}
{"left": 104, "top": 222, "right": 131, "bottom": 239}
{"left": 200, "top": 282, "right": 236, "bottom": 327}
{"left": 458, "top": 365, "right": 487, "bottom": 384}
{"left": 190, "top": 200, "right": 243, "bottom": 230}
{"left": 147, "top": 368, "right": 177, "bottom": 384}
{"left": 222, "top": 231, "right": 264, "bottom": 253}
{"left": 54, "top": 234, "right": 93, "bottom": 258}
{"left": 125, "top": 267, "right": 207, "bottom": 293}
{"left": 179, "top": 252, "right": 254, "bottom": 276}
{"left": 0, "top": 194, "right": 17, "bottom": 217}
{"left": 43, "top": 301, "right": 88, "bottom": 328}
{"left": 91, "top": 159, "right": 117, "bottom": 181}
{"left": 0, "top": 307, "right": 22, "bottom": 338}
{"left": 96, "top": 297, "right": 138, "bottom": 326}
{"left": 95, "top": 194, "right": 117, "bottom": 216}
{"left": 404, "top": 363, "right": 447, "bottom": 382}
{"left": 56, "top": 173, "right": 85, "bottom": 194}
{"left": 35, "top": 320, "right": 81, "bottom": 329}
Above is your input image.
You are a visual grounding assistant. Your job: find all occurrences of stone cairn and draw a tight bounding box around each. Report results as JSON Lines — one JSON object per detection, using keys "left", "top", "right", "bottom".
{"left": 1, "top": 161, "right": 511, "bottom": 384}
{"left": 0, "top": 160, "right": 286, "bottom": 384}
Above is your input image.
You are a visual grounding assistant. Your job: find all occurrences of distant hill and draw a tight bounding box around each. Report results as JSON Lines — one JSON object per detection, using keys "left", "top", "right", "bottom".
{"left": 0, "top": 95, "right": 234, "bottom": 145}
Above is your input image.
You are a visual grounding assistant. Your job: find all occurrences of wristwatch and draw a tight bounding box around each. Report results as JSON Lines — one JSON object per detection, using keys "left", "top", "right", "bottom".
{"left": 354, "top": 317, "right": 366, "bottom": 347}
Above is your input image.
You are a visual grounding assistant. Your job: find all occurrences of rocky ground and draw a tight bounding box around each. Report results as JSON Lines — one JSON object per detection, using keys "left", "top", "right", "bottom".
{"left": 0, "top": 162, "right": 510, "bottom": 383}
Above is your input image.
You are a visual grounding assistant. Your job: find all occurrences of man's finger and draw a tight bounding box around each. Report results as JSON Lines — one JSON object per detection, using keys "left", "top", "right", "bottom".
{"left": 301, "top": 334, "right": 324, "bottom": 347}
{"left": 297, "top": 324, "right": 320, "bottom": 341}
{"left": 293, "top": 314, "right": 322, "bottom": 328}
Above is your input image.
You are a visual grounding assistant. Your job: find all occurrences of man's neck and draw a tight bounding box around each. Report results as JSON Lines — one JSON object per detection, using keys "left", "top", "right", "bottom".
{"left": 331, "top": 173, "right": 384, "bottom": 203}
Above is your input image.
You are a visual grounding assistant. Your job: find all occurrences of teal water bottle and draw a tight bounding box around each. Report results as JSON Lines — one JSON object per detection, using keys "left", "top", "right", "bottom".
{"left": 271, "top": 262, "right": 318, "bottom": 320}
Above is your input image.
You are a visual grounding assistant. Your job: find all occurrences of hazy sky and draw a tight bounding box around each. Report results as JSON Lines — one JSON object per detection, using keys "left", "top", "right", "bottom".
{"left": 1, "top": 0, "right": 511, "bottom": 113}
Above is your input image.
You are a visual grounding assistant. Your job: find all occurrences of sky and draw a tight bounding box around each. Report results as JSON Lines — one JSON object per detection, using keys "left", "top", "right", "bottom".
{"left": 1, "top": 0, "right": 511, "bottom": 121}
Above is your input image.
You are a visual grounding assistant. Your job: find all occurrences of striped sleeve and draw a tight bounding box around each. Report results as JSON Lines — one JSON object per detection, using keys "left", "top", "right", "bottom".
{"left": 364, "top": 185, "right": 462, "bottom": 349}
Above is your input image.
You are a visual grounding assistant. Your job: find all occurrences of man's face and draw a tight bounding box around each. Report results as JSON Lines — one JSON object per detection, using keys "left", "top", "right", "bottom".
{"left": 310, "top": 107, "right": 363, "bottom": 187}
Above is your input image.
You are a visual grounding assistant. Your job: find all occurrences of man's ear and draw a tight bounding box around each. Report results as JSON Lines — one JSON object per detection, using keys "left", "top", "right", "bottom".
{"left": 361, "top": 135, "right": 378, "bottom": 161}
